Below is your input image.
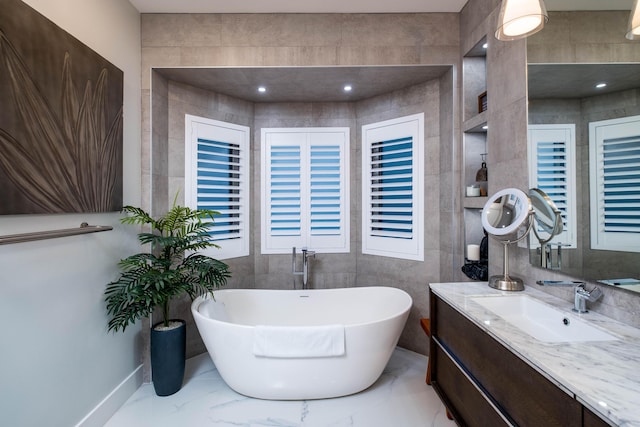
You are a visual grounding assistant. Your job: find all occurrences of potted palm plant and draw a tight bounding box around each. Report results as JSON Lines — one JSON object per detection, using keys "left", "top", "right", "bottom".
{"left": 104, "top": 199, "right": 230, "bottom": 396}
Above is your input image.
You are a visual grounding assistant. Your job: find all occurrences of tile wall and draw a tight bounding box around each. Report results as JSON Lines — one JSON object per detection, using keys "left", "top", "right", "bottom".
{"left": 141, "top": 13, "right": 462, "bottom": 378}
{"left": 141, "top": 3, "right": 640, "bottom": 383}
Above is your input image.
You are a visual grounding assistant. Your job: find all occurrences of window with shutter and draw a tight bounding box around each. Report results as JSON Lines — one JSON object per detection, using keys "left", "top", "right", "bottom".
{"left": 590, "top": 115, "right": 640, "bottom": 253}
{"left": 528, "top": 124, "right": 577, "bottom": 248}
{"left": 261, "top": 128, "right": 349, "bottom": 254}
{"left": 362, "top": 114, "right": 424, "bottom": 261}
{"left": 185, "top": 115, "right": 250, "bottom": 259}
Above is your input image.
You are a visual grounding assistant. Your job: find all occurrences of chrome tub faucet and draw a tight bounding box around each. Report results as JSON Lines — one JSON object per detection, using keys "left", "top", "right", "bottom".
{"left": 292, "top": 247, "right": 315, "bottom": 289}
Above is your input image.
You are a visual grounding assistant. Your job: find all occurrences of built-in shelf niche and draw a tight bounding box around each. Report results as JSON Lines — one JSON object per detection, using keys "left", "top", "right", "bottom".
{"left": 463, "top": 37, "right": 487, "bottom": 123}
{"left": 463, "top": 208, "right": 486, "bottom": 259}
{"left": 462, "top": 36, "right": 489, "bottom": 269}
{"left": 462, "top": 36, "right": 488, "bottom": 199}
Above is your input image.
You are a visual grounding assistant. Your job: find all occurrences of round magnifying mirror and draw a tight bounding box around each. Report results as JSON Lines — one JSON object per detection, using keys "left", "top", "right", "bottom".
{"left": 528, "top": 188, "right": 563, "bottom": 237}
{"left": 528, "top": 188, "right": 563, "bottom": 269}
{"left": 481, "top": 188, "right": 531, "bottom": 238}
{"left": 481, "top": 188, "right": 532, "bottom": 291}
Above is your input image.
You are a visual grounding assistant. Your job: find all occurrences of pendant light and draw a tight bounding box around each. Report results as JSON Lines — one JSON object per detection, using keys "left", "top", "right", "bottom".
{"left": 627, "top": 0, "right": 640, "bottom": 40}
{"left": 495, "top": 0, "right": 548, "bottom": 41}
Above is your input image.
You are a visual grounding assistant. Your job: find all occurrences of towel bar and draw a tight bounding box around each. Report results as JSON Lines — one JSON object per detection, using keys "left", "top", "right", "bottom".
{"left": 0, "top": 222, "right": 113, "bottom": 245}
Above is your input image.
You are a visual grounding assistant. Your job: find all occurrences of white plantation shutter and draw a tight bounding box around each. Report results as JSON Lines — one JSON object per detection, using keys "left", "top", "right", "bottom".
{"left": 528, "top": 125, "right": 577, "bottom": 248}
{"left": 268, "top": 142, "right": 302, "bottom": 238}
{"left": 309, "top": 140, "right": 342, "bottom": 237}
{"left": 185, "top": 115, "right": 250, "bottom": 259}
{"left": 369, "top": 137, "right": 414, "bottom": 239}
{"left": 590, "top": 115, "right": 640, "bottom": 253}
{"left": 261, "top": 128, "right": 349, "bottom": 254}
{"left": 362, "top": 114, "right": 424, "bottom": 261}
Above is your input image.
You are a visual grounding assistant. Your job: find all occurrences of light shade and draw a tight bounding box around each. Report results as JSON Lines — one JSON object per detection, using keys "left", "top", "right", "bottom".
{"left": 627, "top": 0, "right": 640, "bottom": 40}
{"left": 495, "top": 0, "right": 548, "bottom": 41}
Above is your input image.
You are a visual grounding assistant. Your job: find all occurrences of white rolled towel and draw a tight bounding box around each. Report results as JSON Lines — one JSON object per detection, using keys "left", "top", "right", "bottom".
{"left": 253, "top": 324, "right": 345, "bottom": 358}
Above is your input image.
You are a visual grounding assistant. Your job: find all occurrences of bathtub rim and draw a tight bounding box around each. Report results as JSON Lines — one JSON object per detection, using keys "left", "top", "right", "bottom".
{"left": 191, "top": 286, "right": 413, "bottom": 328}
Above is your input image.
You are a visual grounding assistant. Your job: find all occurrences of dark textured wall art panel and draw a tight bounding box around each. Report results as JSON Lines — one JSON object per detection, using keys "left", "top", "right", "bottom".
{"left": 0, "top": 0, "right": 123, "bottom": 214}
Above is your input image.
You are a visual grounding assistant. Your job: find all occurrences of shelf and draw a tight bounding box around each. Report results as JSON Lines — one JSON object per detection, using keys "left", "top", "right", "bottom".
{"left": 463, "top": 196, "right": 488, "bottom": 209}
{"left": 463, "top": 111, "right": 488, "bottom": 133}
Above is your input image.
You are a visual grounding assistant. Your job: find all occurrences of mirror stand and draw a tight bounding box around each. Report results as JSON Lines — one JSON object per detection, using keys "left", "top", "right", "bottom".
{"left": 490, "top": 234, "right": 529, "bottom": 291}
{"left": 482, "top": 188, "right": 534, "bottom": 292}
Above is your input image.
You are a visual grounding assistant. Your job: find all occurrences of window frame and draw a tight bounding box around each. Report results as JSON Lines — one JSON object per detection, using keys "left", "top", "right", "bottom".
{"left": 361, "top": 113, "right": 424, "bottom": 261}
{"left": 185, "top": 114, "right": 250, "bottom": 260}
{"left": 260, "top": 127, "right": 350, "bottom": 255}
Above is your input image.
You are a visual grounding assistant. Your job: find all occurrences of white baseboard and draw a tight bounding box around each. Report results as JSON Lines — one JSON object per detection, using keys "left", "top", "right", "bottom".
{"left": 74, "top": 364, "right": 144, "bottom": 427}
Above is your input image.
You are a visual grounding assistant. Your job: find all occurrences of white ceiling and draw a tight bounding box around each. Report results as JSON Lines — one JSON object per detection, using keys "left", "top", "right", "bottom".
{"left": 128, "top": 0, "right": 634, "bottom": 14}
{"left": 128, "top": 0, "right": 469, "bottom": 14}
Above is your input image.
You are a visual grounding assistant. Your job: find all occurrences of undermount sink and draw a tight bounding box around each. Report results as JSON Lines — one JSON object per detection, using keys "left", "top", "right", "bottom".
{"left": 471, "top": 295, "right": 618, "bottom": 343}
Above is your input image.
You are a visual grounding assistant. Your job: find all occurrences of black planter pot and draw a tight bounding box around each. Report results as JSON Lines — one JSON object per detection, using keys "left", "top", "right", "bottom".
{"left": 150, "top": 319, "right": 186, "bottom": 396}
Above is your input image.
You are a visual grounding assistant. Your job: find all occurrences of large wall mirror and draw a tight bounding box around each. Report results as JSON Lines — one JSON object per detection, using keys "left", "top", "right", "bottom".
{"left": 527, "top": 3, "right": 640, "bottom": 293}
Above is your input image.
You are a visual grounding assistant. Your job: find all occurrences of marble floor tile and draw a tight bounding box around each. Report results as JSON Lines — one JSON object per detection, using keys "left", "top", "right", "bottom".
{"left": 105, "top": 347, "right": 455, "bottom": 427}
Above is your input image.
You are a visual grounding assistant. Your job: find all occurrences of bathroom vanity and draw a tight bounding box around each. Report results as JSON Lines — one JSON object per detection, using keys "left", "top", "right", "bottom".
{"left": 429, "top": 282, "right": 640, "bottom": 427}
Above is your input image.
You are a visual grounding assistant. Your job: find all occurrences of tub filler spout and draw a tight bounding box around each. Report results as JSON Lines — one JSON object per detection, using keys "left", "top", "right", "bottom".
{"left": 292, "top": 247, "right": 315, "bottom": 289}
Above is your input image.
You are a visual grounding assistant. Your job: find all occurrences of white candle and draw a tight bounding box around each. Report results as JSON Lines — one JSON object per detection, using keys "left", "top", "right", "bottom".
{"left": 467, "top": 244, "right": 480, "bottom": 261}
{"left": 466, "top": 186, "right": 480, "bottom": 197}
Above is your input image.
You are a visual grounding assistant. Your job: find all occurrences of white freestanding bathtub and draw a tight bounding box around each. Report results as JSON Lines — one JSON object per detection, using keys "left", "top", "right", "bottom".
{"left": 191, "top": 286, "right": 412, "bottom": 400}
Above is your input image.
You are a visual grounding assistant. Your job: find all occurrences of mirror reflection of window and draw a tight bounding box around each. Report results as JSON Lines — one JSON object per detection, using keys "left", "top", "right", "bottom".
{"left": 527, "top": 9, "right": 640, "bottom": 286}
{"left": 528, "top": 124, "right": 577, "bottom": 248}
{"left": 589, "top": 115, "right": 640, "bottom": 254}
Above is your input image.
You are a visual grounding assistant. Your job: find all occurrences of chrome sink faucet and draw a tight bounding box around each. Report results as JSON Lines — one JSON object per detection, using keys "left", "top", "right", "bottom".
{"left": 292, "top": 247, "right": 315, "bottom": 289}
{"left": 535, "top": 280, "right": 603, "bottom": 313}
{"left": 573, "top": 283, "right": 603, "bottom": 313}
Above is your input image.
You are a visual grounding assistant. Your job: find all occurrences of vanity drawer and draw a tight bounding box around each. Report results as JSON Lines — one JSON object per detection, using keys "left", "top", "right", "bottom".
{"left": 432, "top": 294, "right": 581, "bottom": 427}
{"left": 583, "top": 407, "right": 613, "bottom": 427}
{"left": 433, "top": 341, "right": 512, "bottom": 427}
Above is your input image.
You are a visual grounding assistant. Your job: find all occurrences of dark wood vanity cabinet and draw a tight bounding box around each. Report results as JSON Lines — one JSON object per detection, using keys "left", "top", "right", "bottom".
{"left": 429, "top": 291, "right": 588, "bottom": 427}
{"left": 583, "top": 407, "right": 613, "bottom": 427}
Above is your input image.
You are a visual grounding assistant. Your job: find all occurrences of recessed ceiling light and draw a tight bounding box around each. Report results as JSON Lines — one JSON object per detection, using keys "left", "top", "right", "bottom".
{"left": 343, "top": 85, "right": 352, "bottom": 92}
{"left": 595, "top": 82, "right": 607, "bottom": 89}
{"left": 482, "top": 125, "right": 488, "bottom": 130}
{"left": 258, "top": 86, "right": 266, "bottom": 93}
{"left": 482, "top": 43, "right": 488, "bottom": 49}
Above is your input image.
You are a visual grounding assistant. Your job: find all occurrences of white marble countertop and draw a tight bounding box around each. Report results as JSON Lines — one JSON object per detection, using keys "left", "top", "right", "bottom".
{"left": 429, "top": 282, "right": 640, "bottom": 427}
